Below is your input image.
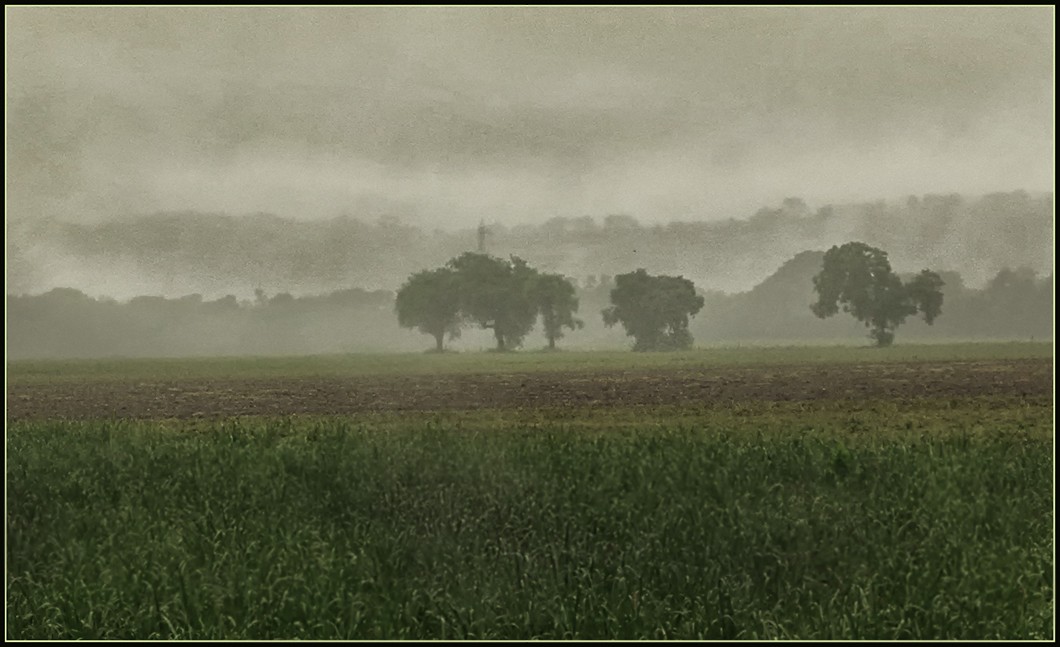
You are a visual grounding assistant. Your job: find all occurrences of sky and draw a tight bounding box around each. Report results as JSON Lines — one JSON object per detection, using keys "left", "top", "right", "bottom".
{"left": 6, "top": 6, "right": 1055, "bottom": 228}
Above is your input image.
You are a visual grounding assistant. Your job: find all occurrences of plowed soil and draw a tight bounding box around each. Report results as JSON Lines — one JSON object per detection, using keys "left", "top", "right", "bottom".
{"left": 6, "top": 358, "right": 1052, "bottom": 421}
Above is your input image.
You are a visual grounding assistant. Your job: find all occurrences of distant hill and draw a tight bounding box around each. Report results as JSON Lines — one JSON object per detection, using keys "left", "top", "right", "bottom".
{"left": 7, "top": 246, "right": 1050, "bottom": 360}
{"left": 6, "top": 191, "right": 1052, "bottom": 301}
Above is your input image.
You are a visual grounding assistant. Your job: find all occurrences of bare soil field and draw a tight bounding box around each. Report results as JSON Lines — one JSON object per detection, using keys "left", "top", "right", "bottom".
{"left": 6, "top": 357, "right": 1052, "bottom": 421}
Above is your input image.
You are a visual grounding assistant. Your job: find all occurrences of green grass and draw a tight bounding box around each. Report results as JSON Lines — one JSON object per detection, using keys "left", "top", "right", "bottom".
{"left": 7, "top": 400, "right": 1053, "bottom": 640}
{"left": 7, "top": 343, "right": 1053, "bottom": 639}
{"left": 6, "top": 340, "right": 1052, "bottom": 384}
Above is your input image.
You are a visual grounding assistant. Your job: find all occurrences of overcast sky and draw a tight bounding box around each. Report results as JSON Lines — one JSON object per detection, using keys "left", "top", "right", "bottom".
{"left": 6, "top": 6, "right": 1054, "bottom": 228}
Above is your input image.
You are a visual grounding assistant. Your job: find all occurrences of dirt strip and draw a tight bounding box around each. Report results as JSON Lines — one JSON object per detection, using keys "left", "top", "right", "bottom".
{"left": 6, "top": 358, "right": 1052, "bottom": 422}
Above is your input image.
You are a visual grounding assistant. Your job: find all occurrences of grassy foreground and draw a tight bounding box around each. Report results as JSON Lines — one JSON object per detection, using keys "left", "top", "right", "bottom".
{"left": 7, "top": 399, "right": 1053, "bottom": 640}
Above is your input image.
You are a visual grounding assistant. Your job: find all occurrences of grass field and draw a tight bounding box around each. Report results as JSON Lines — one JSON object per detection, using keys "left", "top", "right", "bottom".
{"left": 6, "top": 342, "right": 1055, "bottom": 640}
{"left": 7, "top": 341, "right": 1052, "bottom": 384}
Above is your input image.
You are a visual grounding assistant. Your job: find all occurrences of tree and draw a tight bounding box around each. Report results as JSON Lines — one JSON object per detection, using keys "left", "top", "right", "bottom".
{"left": 602, "top": 269, "right": 705, "bottom": 351}
{"left": 533, "top": 273, "right": 583, "bottom": 349}
{"left": 448, "top": 252, "right": 538, "bottom": 351}
{"left": 977, "top": 267, "right": 1046, "bottom": 338}
{"left": 811, "top": 242, "right": 944, "bottom": 346}
{"left": 395, "top": 267, "right": 463, "bottom": 352}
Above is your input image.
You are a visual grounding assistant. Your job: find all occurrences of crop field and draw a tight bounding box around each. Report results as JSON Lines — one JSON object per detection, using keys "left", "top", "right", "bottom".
{"left": 6, "top": 342, "right": 1055, "bottom": 640}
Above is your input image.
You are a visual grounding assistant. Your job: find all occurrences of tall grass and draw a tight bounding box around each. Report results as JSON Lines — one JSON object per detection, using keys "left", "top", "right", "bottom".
{"left": 7, "top": 409, "right": 1052, "bottom": 640}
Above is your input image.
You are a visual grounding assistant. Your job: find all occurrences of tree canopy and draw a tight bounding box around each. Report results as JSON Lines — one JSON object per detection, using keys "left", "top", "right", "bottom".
{"left": 394, "top": 253, "right": 584, "bottom": 351}
{"left": 447, "top": 252, "right": 540, "bottom": 351}
{"left": 811, "top": 241, "right": 945, "bottom": 346}
{"left": 395, "top": 267, "right": 463, "bottom": 352}
{"left": 533, "top": 273, "right": 583, "bottom": 349}
{"left": 602, "top": 269, "right": 704, "bottom": 351}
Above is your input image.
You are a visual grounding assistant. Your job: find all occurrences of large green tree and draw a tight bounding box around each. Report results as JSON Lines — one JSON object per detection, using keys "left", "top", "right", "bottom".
{"left": 448, "top": 252, "right": 539, "bottom": 351}
{"left": 811, "top": 242, "right": 944, "bottom": 346}
{"left": 602, "top": 269, "right": 705, "bottom": 351}
{"left": 395, "top": 267, "right": 463, "bottom": 352}
{"left": 532, "top": 273, "right": 583, "bottom": 349}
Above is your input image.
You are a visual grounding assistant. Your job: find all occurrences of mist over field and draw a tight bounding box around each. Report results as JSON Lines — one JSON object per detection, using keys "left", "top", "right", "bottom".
{"left": 6, "top": 9, "right": 1056, "bottom": 641}
{"left": 5, "top": 191, "right": 1054, "bottom": 301}
{"left": 5, "top": 7, "right": 1054, "bottom": 357}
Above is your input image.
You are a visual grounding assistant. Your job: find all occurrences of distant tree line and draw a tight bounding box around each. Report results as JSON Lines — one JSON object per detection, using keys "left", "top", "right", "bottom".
{"left": 395, "top": 253, "right": 579, "bottom": 352}
{"left": 6, "top": 287, "right": 404, "bottom": 359}
{"left": 396, "top": 253, "right": 704, "bottom": 352}
{"left": 8, "top": 190, "right": 1052, "bottom": 300}
{"left": 397, "top": 243, "right": 942, "bottom": 351}
{"left": 695, "top": 253, "right": 1051, "bottom": 345}
{"left": 6, "top": 249, "right": 1051, "bottom": 359}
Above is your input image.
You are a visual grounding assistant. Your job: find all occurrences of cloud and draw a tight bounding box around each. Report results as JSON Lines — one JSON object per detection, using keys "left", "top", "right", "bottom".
{"left": 6, "top": 6, "right": 1054, "bottom": 227}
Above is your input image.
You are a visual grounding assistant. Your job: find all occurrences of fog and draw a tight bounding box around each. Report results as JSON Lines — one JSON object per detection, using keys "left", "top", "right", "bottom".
{"left": 5, "top": 8, "right": 1054, "bottom": 357}
{"left": 7, "top": 7, "right": 1053, "bottom": 228}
